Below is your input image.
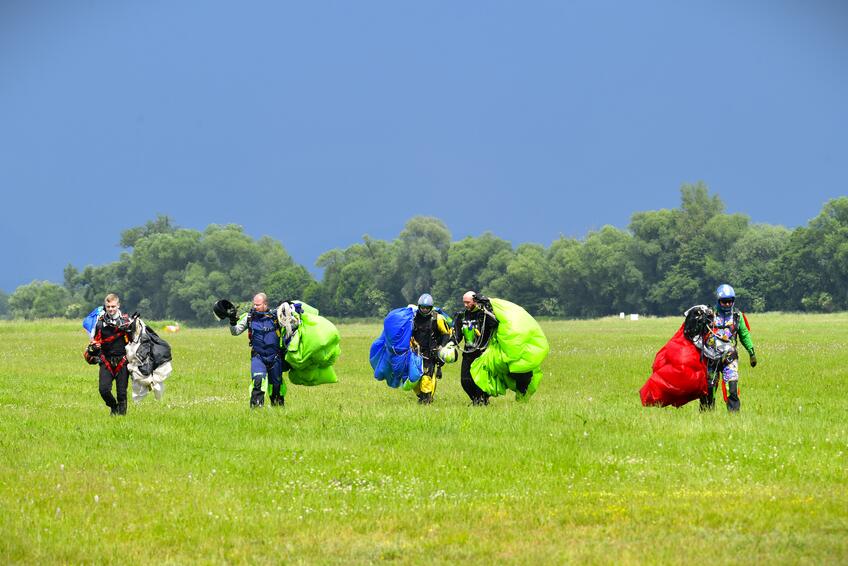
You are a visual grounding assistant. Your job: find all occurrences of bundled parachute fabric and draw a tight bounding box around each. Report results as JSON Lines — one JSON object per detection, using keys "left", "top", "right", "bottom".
{"left": 82, "top": 306, "right": 104, "bottom": 338}
{"left": 640, "top": 325, "right": 708, "bottom": 407}
{"left": 284, "top": 301, "right": 340, "bottom": 386}
{"left": 470, "top": 298, "right": 549, "bottom": 400}
{"left": 370, "top": 307, "right": 424, "bottom": 390}
{"left": 125, "top": 318, "right": 173, "bottom": 401}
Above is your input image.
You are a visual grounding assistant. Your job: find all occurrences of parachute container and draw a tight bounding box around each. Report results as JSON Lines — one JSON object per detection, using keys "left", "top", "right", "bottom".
{"left": 370, "top": 307, "right": 424, "bottom": 389}
{"left": 285, "top": 301, "right": 340, "bottom": 386}
{"left": 640, "top": 326, "right": 708, "bottom": 407}
{"left": 470, "top": 298, "right": 549, "bottom": 400}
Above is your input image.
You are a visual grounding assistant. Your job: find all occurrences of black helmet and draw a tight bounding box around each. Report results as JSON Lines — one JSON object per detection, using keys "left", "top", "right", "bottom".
{"left": 213, "top": 299, "right": 236, "bottom": 320}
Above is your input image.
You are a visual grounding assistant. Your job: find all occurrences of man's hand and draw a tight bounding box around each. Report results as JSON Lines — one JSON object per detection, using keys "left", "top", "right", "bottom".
{"left": 750, "top": 354, "right": 757, "bottom": 368}
{"left": 228, "top": 314, "right": 238, "bottom": 326}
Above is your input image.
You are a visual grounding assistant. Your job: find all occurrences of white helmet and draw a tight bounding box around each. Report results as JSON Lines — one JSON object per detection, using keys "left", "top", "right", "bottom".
{"left": 438, "top": 343, "right": 458, "bottom": 364}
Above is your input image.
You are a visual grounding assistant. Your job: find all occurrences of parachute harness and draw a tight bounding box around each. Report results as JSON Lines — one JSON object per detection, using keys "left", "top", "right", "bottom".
{"left": 459, "top": 306, "right": 495, "bottom": 354}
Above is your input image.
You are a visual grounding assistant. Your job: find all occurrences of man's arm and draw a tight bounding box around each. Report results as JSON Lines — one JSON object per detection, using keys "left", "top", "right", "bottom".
{"left": 450, "top": 312, "right": 463, "bottom": 345}
{"left": 737, "top": 313, "right": 757, "bottom": 366}
{"left": 737, "top": 314, "right": 754, "bottom": 355}
{"left": 435, "top": 315, "right": 451, "bottom": 346}
{"left": 230, "top": 313, "right": 249, "bottom": 336}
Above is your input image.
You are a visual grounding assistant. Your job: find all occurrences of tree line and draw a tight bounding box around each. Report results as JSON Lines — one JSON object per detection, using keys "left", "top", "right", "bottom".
{"left": 4, "top": 184, "right": 847, "bottom": 323}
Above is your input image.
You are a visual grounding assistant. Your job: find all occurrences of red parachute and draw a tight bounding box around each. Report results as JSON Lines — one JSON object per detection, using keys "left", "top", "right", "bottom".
{"left": 640, "top": 325, "right": 708, "bottom": 407}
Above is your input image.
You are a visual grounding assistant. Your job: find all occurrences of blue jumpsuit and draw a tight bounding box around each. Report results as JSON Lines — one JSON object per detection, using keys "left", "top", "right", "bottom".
{"left": 232, "top": 309, "right": 288, "bottom": 407}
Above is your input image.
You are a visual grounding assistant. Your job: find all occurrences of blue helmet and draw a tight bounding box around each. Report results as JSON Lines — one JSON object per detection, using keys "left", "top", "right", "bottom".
{"left": 716, "top": 284, "right": 735, "bottom": 312}
{"left": 417, "top": 293, "right": 434, "bottom": 308}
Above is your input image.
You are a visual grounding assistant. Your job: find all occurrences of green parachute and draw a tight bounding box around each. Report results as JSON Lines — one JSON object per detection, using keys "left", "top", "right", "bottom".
{"left": 470, "top": 298, "right": 549, "bottom": 400}
{"left": 285, "top": 302, "right": 340, "bottom": 386}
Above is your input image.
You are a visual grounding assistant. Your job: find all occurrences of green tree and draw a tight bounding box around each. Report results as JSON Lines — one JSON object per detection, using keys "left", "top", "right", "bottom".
{"left": 264, "top": 264, "right": 315, "bottom": 304}
{"left": 0, "top": 290, "right": 9, "bottom": 319}
{"left": 630, "top": 183, "right": 750, "bottom": 314}
{"left": 119, "top": 214, "right": 178, "bottom": 248}
{"left": 547, "top": 236, "right": 585, "bottom": 316}
{"left": 432, "top": 233, "right": 513, "bottom": 307}
{"left": 9, "top": 281, "right": 73, "bottom": 319}
{"left": 548, "top": 227, "right": 644, "bottom": 317}
{"left": 725, "top": 224, "right": 791, "bottom": 312}
{"left": 774, "top": 197, "right": 848, "bottom": 311}
{"left": 315, "top": 237, "right": 399, "bottom": 317}
{"left": 394, "top": 216, "right": 451, "bottom": 302}
{"left": 488, "top": 243, "right": 554, "bottom": 314}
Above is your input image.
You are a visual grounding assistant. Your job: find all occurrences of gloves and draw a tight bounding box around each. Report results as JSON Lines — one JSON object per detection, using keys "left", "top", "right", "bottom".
{"left": 228, "top": 314, "right": 238, "bottom": 326}
{"left": 84, "top": 343, "right": 101, "bottom": 365}
{"left": 227, "top": 306, "right": 238, "bottom": 326}
{"left": 750, "top": 353, "right": 757, "bottom": 367}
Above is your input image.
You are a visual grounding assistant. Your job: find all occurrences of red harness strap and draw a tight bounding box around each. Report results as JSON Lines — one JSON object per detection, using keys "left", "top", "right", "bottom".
{"left": 100, "top": 354, "right": 127, "bottom": 377}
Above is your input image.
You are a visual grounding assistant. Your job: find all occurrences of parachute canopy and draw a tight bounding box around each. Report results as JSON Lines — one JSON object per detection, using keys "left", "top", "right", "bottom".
{"left": 125, "top": 318, "right": 173, "bottom": 401}
{"left": 370, "top": 306, "right": 423, "bottom": 390}
{"left": 83, "top": 306, "right": 104, "bottom": 338}
{"left": 285, "top": 301, "right": 340, "bottom": 386}
{"left": 640, "top": 325, "right": 708, "bottom": 407}
{"left": 470, "top": 298, "right": 549, "bottom": 400}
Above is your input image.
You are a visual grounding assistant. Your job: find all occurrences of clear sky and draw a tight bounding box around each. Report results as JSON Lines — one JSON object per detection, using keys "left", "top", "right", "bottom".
{"left": 1, "top": 1, "right": 846, "bottom": 292}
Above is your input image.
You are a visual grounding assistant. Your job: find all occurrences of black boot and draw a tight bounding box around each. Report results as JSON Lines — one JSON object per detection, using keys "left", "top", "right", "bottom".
{"left": 471, "top": 395, "right": 489, "bottom": 406}
{"left": 726, "top": 381, "right": 740, "bottom": 412}
{"left": 271, "top": 395, "right": 285, "bottom": 407}
{"left": 418, "top": 392, "right": 433, "bottom": 405}
{"left": 117, "top": 402, "right": 127, "bottom": 416}
{"left": 700, "top": 375, "right": 717, "bottom": 412}
{"left": 250, "top": 378, "right": 265, "bottom": 408}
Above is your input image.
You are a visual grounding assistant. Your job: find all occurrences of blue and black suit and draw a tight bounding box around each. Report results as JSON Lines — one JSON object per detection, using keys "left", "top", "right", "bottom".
{"left": 231, "top": 309, "right": 289, "bottom": 407}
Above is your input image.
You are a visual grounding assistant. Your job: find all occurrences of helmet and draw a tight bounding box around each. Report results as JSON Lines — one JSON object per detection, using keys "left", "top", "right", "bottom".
{"left": 213, "top": 299, "right": 236, "bottom": 320}
{"left": 438, "top": 343, "right": 458, "bottom": 364}
{"left": 417, "top": 294, "right": 434, "bottom": 308}
{"left": 716, "top": 284, "right": 735, "bottom": 312}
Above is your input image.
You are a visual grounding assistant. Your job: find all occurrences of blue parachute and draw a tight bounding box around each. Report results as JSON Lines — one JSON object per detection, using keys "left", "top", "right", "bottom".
{"left": 370, "top": 306, "right": 423, "bottom": 390}
{"left": 83, "top": 306, "right": 104, "bottom": 338}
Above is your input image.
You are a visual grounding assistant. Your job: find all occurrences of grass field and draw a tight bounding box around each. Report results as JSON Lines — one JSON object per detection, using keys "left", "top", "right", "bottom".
{"left": 1, "top": 313, "right": 846, "bottom": 564}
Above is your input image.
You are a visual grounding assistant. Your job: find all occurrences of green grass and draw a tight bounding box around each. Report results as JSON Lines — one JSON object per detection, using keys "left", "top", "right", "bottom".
{"left": 1, "top": 314, "right": 846, "bottom": 564}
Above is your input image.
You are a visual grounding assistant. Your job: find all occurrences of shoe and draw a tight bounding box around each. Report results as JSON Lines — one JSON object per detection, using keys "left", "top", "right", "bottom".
{"left": 271, "top": 395, "right": 285, "bottom": 407}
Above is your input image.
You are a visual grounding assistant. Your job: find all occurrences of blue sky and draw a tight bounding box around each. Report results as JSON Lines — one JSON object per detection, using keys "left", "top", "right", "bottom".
{"left": 1, "top": 1, "right": 846, "bottom": 292}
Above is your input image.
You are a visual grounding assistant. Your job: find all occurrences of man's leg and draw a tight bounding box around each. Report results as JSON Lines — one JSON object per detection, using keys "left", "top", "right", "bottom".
{"left": 700, "top": 365, "right": 717, "bottom": 412}
{"left": 98, "top": 365, "right": 118, "bottom": 414}
{"left": 418, "top": 360, "right": 436, "bottom": 404}
{"left": 268, "top": 357, "right": 285, "bottom": 407}
{"left": 115, "top": 365, "right": 129, "bottom": 415}
{"left": 724, "top": 360, "right": 740, "bottom": 412}
{"left": 460, "top": 353, "right": 489, "bottom": 405}
{"left": 510, "top": 371, "right": 533, "bottom": 395}
{"left": 250, "top": 356, "right": 268, "bottom": 408}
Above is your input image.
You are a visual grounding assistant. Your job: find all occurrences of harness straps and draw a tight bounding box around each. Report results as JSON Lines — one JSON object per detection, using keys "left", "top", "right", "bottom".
{"left": 99, "top": 354, "right": 127, "bottom": 377}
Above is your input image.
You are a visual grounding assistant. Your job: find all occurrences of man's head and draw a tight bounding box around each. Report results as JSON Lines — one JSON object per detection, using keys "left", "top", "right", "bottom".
{"left": 104, "top": 293, "right": 120, "bottom": 317}
{"left": 715, "top": 284, "right": 735, "bottom": 313}
{"left": 417, "top": 293, "right": 434, "bottom": 315}
{"left": 462, "top": 291, "right": 477, "bottom": 311}
{"left": 253, "top": 293, "right": 268, "bottom": 312}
